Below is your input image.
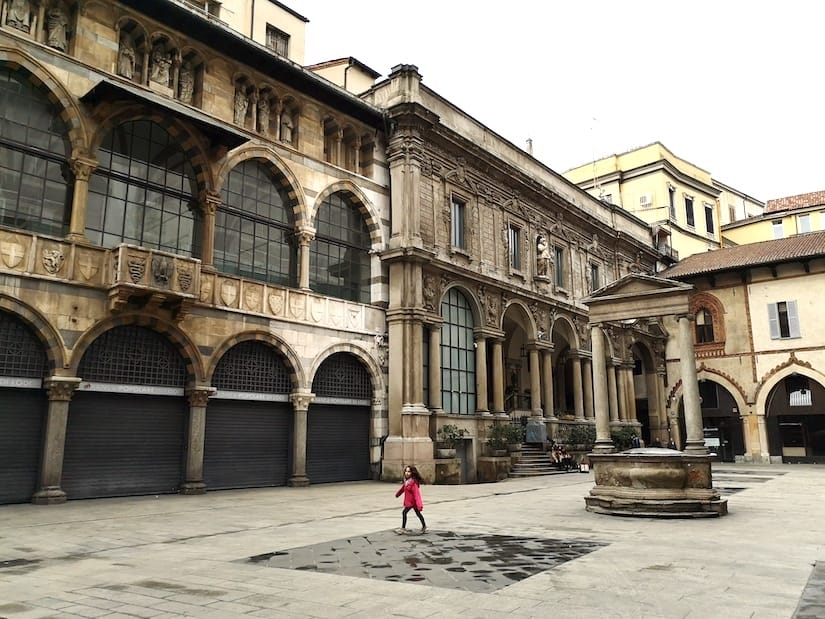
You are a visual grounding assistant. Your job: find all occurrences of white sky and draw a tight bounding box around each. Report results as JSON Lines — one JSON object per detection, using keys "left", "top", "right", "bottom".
{"left": 287, "top": 0, "right": 824, "bottom": 202}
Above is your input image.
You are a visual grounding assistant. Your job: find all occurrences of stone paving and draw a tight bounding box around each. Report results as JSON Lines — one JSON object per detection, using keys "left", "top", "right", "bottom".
{"left": 0, "top": 463, "right": 823, "bottom": 618}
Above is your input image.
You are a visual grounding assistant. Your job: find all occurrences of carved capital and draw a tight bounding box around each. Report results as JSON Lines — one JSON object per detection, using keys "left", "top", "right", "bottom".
{"left": 70, "top": 157, "right": 98, "bottom": 181}
{"left": 187, "top": 387, "right": 215, "bottom": 408}
{"left": 290, "top": 390, "right": 315, "bottom": 412}
{"left": 296, "top": 227, "right": 315, "bottom": 246}
{"left": 44, "top": 376, "right": 81, "bottom": 402}
{"left": 203, "top": 190, "right": 222, "bottom": 215}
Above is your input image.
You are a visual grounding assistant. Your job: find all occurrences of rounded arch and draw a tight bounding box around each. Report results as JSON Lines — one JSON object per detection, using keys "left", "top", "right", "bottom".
{"left": 440, "top": 282, "right": 483, "bottom": 327}
{"left": 0, "top": 294, "right": 65, "bottom": 372}
{"left": 214, "top": 145, "right": 307, "bottom": 225}
{"left": 690, "top": 291, "right": 726, "bottom": 343}
{"left": 309, "top": 342, "right": 385, "bottom": 403}
{"left": 550, "top": 314, "right": 580, "bottom": 351}
{"left": 755, "top": 362, "right": 825, "bottom": 416}
{"left": 69, "top": 313, "right": 204, "bottom": 385}
{"left": 630, "top": 339, "right": 656, "bottom": 371}
{"left": 501, "top": 299, "right": 537, "bottom": 339}
{"left": 0, "top": 46, "right": 89, "bottom": 153}
{"left": 697, "top": 369, "right": 749, "bottom": 415}
{"left": 207, "top": 330, "right": 305, "bottom": 390}
{"left": 312, "top": 180, "right": 383, "bottom": 249}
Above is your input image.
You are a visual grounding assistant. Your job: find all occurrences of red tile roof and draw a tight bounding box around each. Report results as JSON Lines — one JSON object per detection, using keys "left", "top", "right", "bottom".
{"left": 661, "top": 231, "right": 825, "bottom": 279}
{"left": 765, "top": 190, "right": 825, "bottom": 213}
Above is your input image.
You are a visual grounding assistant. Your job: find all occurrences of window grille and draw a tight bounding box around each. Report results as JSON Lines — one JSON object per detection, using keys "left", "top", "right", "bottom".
{"left": 312, "top": 352, "right": 372, "bottom": 399}
{"left": 212, "top": 340, "right": 291, "bottom": 393}
{"left": 78, "top": 325, "right": 185, "bottom": 387}
{"left": 0, "top": 311, "right": 46, "bottom": 378}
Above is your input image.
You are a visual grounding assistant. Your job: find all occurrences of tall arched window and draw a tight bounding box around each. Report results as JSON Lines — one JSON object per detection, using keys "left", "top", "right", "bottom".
{"left": 310, "top": 191, "right": 371, "bottom": 303}
{"left": 0, "top": 66, "right": 71, "bottom": 236}
{"left": 86, "top": 120, "right": 200, "bottom": 255}
{"left": 695, "top": 308, "right": 714, "bottom": 343}
{"left": 215, "top": 160, "right": 296, "bottom": 286}
{"left": 441, "top": 288, "right": 476, "bottom": 414}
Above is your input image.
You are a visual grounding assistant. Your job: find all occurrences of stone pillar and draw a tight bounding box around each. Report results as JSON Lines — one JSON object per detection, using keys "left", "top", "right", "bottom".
{"left": 475, "top": 334, "right": 488, "bottom": 413}
{"left": 542, "top": 349, "right": 555, "bottom": 419}
{"left": 625, "top": 365, "right": 638, "bottom": 421}
{"left": 607, "top": 364, "right": 620, "bottom": 422}
{"left": 583, "top": 358, "right": 594, "bottom": 420}
{"left": 289, "top": 390, "right": 314, "bottom": 486}
{"left": 529, "top": 348, "right": 541, "bottom": 415}
{"left": 67, "top": 156, "right": 98, "bottom": 241}
{"left": 296, "top": 227, "right": 315, "bottom": 290}
{"left": 572, "top": 354, "right": 584, "bottom": 420}
{"left": 590, "top": 325, "right": 613, "bottom": 452}
{"left": 32, "top": 376, "right": 81, "bottom": 504}
{"left": 756, "top": 412, "right": 770, "bottom": 461}
{"left": 335, "top": 128, "right": 343, "bottom": 167}
{"left": 274, "top": 100, "right": 283, "bottom": 140}
{"left": 354, "top": 136, "right": 362, "bottom": 173}
{"left": 492, "top": 339, "right": 504, "bottom": 413}
{"left": 617, "top": 364, "right": 628, "bottom": 421}
{"left": 677, "top": 314, "right": 707, "bottom": 454}
{"left": 428, "top": 323, "right": 442, "bottom": 412}
{"left": 200, "top": 190, "right": 221, "bottom": 269}
{"left": 181, "top": 386, "right": 214, "bottom": 494}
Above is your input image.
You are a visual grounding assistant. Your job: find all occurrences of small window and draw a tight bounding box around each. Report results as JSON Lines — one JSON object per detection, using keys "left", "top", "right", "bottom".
{"left": 508, "top": 224, "right": 521, "bottom": 270}
{"left": 451, "top": 195, "right": 466, "bottom": 249}
{"left": 266, "top": 24, "right": 290, "bottom": 56}
{"left": 554, "top": 246, "right": 565, "bottom": 288}
{"left": 695, "top": 308, "right": 714, "bottom": 343}
{"left": 704, "top": 203, "right": 714, "bottom": 235}
{"left": 728, "top": 205, "right": 736, "bottom": 222}
{"left": 768, "top": 301, "right": 800, "bottom": 339}
{"left": 685, "top": 196, "right": 695, "bottom": 227}
{"left": 589, "top": 262, "right": 600, "bottom": 292}
{"left": 798, "top": 213, "right": 811, "bottom": 234}
{"left": 772, "top": 220, "right": 784, "bottom": 239}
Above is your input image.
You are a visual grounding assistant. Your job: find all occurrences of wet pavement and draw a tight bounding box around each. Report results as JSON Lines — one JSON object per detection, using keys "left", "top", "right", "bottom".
{"left": 0, "top": 463, "right": 823, "bottom": 618}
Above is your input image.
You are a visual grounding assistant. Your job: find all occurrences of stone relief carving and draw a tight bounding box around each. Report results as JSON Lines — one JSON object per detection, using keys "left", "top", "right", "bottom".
{"left": 268, "top": 289, "right": 284, "bottom": 315}
{"left": 257, "top": 97, "right": 270, "bottom": 135}
{"left": 127, "top": 254, "right": 145, "bottom": 284}
{"left": 0, "top": 238, "right": 25, "bottom": 269}
{"left": 149, "top": 43, "right": 172, "bottom": 86}
{"left": 6, "top": 0, "right": 31, "bottom": 33}
{"left": 42, "top": 248, "right": 64, "bottom": 274}
{"left": 199, "top": 276, "right": 212, "bottom": 302}
{"left": 46, "top": 2, "right": 70, "bottom": 51}
{"left": 536, "top": 233, "right": 551, "bottom": 277}
{"left": 178, "top": 62, "right": 194, "bottom": 104}
{"left": 117, "top": 33, "right": 136, "bottom": 79}
{"left": 530, "top": 303, "right": 549, "bottom": 340}
{"left": 176, "top": 265, "right": 192, "bottom": 292}
{"left": 374, "top": 332, "right": 388, "bottom": 366}
{"left": 244, "top": 286, "right": 262, "bottom": 312}
{"left": 77, "top": 251, "right": 98, "bottom": 281}
{"left": 220, "top": 280, "right": 237, "bottom": 307}
{"left": 233, "top": 88, "right": 249, "bottom": 125}
{"left": 279, "top": 111, "right": 293, "bottom": 143}
{"left": 422, "top": 273, "right": 439, "bottom": 312}
{"left": 152, "top": 256, "right": 172, "bottom": 286}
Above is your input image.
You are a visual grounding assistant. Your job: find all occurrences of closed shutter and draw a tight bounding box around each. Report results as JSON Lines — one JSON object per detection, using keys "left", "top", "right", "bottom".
{"left": 787, "top": 300, "right": 801, "bottom": 338}
{"left": 306, "top": 404, "right": 370, "bottom": 483}
{"left": 0, "top": 389, "right": 46, "bottom": 504}
{"left": 203, "top": 400, "right": 291, "bottom": 490}
{"left": 768, "top": 303, "right": 779, "bottom": 339}
{"left": 62, "top": 393, "right": 186, "bottom": 499}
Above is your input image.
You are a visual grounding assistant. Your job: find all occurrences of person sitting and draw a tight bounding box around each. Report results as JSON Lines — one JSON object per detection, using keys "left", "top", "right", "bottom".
{"left": 560, "top": 447, "right": 574, "bottom": 471}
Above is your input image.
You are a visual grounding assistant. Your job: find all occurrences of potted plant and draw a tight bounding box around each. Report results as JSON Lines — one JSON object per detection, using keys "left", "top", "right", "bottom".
{"left": 435, "top": 423, "right": 466, "bottom": 458}
{"left": 487, "top": 424, "right": 509, "bottom": 456}
{"left": 504, "top": 424, "right": 525, "bottom": 452}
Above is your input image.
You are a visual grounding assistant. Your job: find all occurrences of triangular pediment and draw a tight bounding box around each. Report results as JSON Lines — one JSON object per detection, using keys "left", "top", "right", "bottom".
{"left": 584, "top": 273, "right": 692, "bottom": 303}
{"left": 583, "top": 273, "right": 693, "bottom": 322}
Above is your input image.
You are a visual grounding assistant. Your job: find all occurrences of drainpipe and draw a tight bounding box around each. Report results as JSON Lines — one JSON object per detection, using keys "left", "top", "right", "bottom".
{"left": 250, "top": 0, "right": 255, "bottom": 39}
{"left": 343, "top": 58, "right": 353, "bottom": 91}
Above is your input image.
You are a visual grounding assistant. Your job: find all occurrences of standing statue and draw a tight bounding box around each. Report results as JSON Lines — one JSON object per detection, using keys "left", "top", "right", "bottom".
{"left": 46, "top": 3, "right": 69, "bottom": 51}
{"left": 117, "top": 34, "right": 136, "bottom": 79}
{"left": 7, "top": 0, "right": 31, "bottom": 33}
{"left": 280, "top": 112, "right": 293, "bottom": 143}
{"left": 233, "top": 88, "right": 249, "bottom": 125}
{"left": 257, "top": 97, "right": 270, "bottom": 135}
{"left": 178, "top": 62, "right": 194, "bottom": 104}
{"left": 536, "top": 233, "right": 552, "bottom": 277}
{"left": 149, "top": 44, "right": 172, "bottom": 86}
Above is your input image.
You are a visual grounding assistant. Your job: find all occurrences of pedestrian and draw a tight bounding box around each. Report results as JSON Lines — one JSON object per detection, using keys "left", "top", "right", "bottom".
{"left": 395, "top": 465, "right": 426, "bottom": 534}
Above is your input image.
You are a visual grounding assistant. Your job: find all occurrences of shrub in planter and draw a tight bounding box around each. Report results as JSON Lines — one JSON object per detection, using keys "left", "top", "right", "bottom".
{"left": 487, "top": 424, "right": 509, "bottom": 454}
{"left": 557, "top": 424, "right": 595, "bottom": 450}
{"left": 503, "top": 424, "right": 525, "bottom": 449}
{"left": 611, "top": 426, "right": 638, "bottom": 451}
{"left": 436, "top": 423, "right": 467, "bottom": 449}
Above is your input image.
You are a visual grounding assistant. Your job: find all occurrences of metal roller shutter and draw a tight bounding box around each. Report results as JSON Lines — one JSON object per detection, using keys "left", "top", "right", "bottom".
{"left": 0, "top": 389, "right": 46, "bottom": 504}
{"left": 62, "top": 392, "right": 186, "bottom": 499}
{"left": 203, "top": 400, "right": 291, "bottom": 490}
{"left": 306, "top": 404, "right": 370, "bottom": 483}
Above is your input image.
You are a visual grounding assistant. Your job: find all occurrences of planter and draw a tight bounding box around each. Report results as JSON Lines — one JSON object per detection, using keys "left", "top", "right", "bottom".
{"left": 507, "top": 443, "right": 522, "bottom": 453}
{"left": 493, "top": 449, "right": 508, "bottom": 457}
{"left": 435, "top": 447, "right": 456, "bottom": 459}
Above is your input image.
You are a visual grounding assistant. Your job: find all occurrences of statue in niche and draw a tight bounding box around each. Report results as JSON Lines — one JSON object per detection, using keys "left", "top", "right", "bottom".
{"left": 149, "top": 44, "right": 172, "bottom": 86}
{"left": 7, "top": 0, "right": 31, "bottom": 33}
{"left": 233, "top": 88, "right": 248, "bottom": 125}
{"left": 257, "top": 98, "right": 270, "bottom": 135}
{"left": 46, "top": 3, "right": 69, "bottom": 51}
{"left": 117, "top": 34, "right": 136, "bottom": 79}
{"left": 536, "top": 233, "right": 552, "bottom": 277}
{"left": 178, "top": 62, "right": 194, "bottom": 104}
{"left": 280, "top": 111, "right": 294, "bottom": 143}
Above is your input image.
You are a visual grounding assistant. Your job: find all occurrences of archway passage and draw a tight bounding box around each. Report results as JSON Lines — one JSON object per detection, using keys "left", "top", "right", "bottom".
{"left": 205, "top": 340, "right": 292, "bottom": 490}
{"left": 766, "top": 376, "right": 825, "bottom": 463}
{"left": 64, "top": 326, "right": 187, "bottom": 499}
{"left": 307, "top": 352, "right": 371, "bottom": 483}
{"left": 0, "top": 311, "right": 48, "bottom": 505}
{"left": 676, "top": 380, "right": 744, "bottom": 461}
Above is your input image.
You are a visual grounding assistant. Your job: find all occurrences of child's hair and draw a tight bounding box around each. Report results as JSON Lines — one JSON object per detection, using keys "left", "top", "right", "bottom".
{"left": 406, "top": 465, "right": 423, "bottom": 484}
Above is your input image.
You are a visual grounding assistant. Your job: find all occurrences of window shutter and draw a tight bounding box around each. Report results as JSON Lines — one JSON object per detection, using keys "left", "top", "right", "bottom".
{"left": 787, "top": 300, "right": 800, "bottom": 338}
{"left": 767, "top": 303, "right": 779, "bottom": 339}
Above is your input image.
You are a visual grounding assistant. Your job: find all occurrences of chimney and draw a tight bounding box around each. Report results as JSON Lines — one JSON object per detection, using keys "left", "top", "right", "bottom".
{"left": 526, "top": 138, "right": 533, "bottom": 156}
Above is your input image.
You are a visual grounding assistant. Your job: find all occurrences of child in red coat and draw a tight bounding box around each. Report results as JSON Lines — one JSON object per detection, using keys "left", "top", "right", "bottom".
{"left": 395, "top": 465, "right": 426, "bottom": 534}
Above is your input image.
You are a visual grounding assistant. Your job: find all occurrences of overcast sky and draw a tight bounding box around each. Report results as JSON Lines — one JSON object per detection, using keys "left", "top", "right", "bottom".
{"left": 287, "top": 0, "right": 824, "bottom": 203}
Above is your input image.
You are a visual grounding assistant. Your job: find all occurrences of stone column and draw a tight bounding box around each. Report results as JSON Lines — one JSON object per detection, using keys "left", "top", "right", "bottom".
{"left": 67, "top": 156, "right": 98, "bottom": 241}
{"left": 296, "top": 227, "right": 315, "bottom": 290}
{"left": 625, "top": 365, "right": 638, "bottom": 421}
{"left": 542, "top": 349, "right": 555, "bottom": 419}
{"left": 617, "top": 364, "right": 628, "bottom": 421}
{"left": 475, "top": 334, "right": 488, "bottom": 413}
{"left": 181, "top": 386, "right": 214, "bottom": 494}
{"left": 428, "top": 323, "right": 442, "bottom": 412}
{"left": 572, "top": 354, "right": 584, "bottom": 420}
{"left": 583, "top": 358, "right": 594, "bottom": 419}
{"left": 590, "top": 325, "right": 613, "bottom": 452}
{"left": 200, "top": 190, "right": 221, "bottom": 270}
{"left": 527, "top": 348, "right": 540, "bottom": 415}
{"left": 32, "top": 376, "right": 81, "bottom": 504}
{"left": 335, "top": 128, "right": 343, "bottom": 167}
{"left": 607, "top": 364, "right": 620, "bottom": 422}
{"left": 354, "top": 136, "right": 362, "bottom": 173}
{"left": 492, "top": 339, "right": 504, "bottom": 413}
{"left": 756, "top": 412, "right": 770, "bottom": 462}
{"left": 289, "top": 390, "right": 314, "bottom": 486}
{"left": 678, "top": 314, "right": 707, "bottom": 454}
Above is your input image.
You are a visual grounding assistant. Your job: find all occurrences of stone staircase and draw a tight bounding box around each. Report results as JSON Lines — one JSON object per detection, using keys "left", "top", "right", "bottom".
{"left": 509, "top": 443, "right": 578, "bottom": 477}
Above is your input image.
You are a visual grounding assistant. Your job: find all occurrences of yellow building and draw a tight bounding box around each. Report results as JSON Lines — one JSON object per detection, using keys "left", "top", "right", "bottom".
{"left": 723, "top": 190, "right": 825, "bottom": 246}
{"left": 564, "top": 142, "right": 764, "bottom": 261}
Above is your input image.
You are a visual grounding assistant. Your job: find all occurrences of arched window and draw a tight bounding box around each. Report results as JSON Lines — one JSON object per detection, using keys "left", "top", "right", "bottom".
{"left": 441, "top": 288, "right": 475, "bottom": 414}
{"left": 310, "top": 192, "right": 371, "bottom": 303}
{"left": 86, "top": 120, "right": 200, "bottom": 256}
{"left": 215, "top": 160, "right": 296, "bottom": 286}
{"left": 695, "top": 308, "right": 714, "bottom": 343}
{"left": 0, "top": 66, "right": 71, "bottom": 236}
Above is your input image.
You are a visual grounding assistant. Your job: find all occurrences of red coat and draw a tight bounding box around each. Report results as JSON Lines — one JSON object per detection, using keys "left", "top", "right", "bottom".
{"left": 395, "top": 478, "right": 423, "bottom": 510}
